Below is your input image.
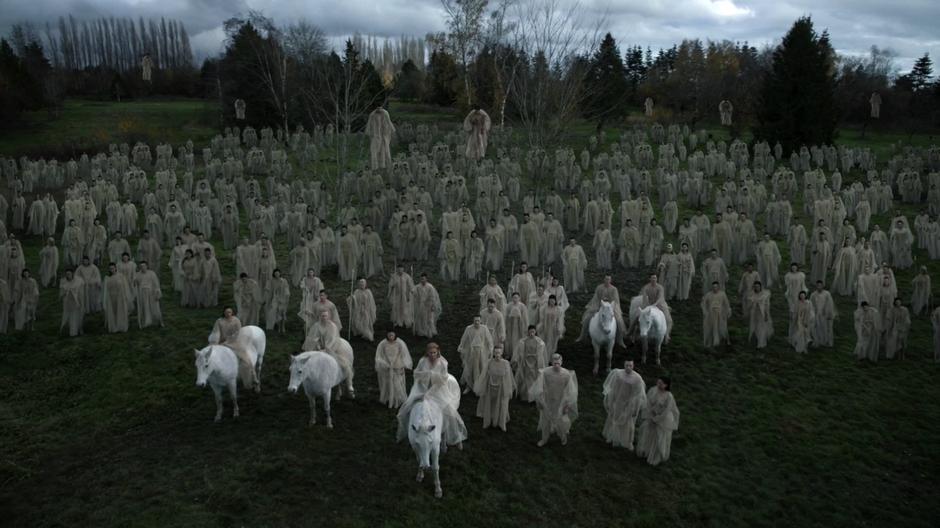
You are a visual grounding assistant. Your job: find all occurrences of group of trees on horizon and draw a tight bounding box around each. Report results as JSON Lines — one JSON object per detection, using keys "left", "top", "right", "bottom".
{"left": 2, "top": 2, "right": 938, "bottom": 152}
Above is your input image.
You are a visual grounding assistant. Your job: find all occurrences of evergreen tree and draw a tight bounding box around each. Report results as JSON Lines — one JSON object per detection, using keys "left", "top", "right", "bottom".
{"left": 424, "top": 48, "right": 462, "bottom": 107}
{"left": 909, "top": 53, "right": 933, "bottom": 92}
{"left": 582, "top": 33, "right": 629, "bottom": 131}
{"left": 395, "top": 59, "right": 426, "bottom": 101}
{"left": 755, "top": 16, "right": 837, "bottom": 154}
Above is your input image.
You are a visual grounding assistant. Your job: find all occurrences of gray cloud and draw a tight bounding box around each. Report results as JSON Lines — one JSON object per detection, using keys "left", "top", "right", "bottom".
{"left": 0, "top": 0, "right": 936, "bottom": 70}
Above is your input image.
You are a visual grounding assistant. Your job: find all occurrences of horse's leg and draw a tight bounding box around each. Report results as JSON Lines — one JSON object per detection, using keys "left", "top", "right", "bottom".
{"left": 323, "top": 389, "right": 333, "bottom": 429}
{"left": 592, "top": 342, "right": 600, "bottom": 376}
{"left": 641, "top": 338, "right": 648, "bottom": 364}
{"left": 307, "top": 392, "right": 317, "bottom": 426}
{"left": 228, "top": 380, "right": 239, "bottom": 419}
{"left": 254, "top": 353, "right": 264, "bottom": 393}
{"left": 345, "top": 363, "right": 356, "bottom": 399}
{"left": 432, "top": 444, "right": 442, "bottom": 498}
{"left": 415, "top": 447, "right": 424, "bottom": 482}
{"left": 335, "top": 383, "right": 343, "bottom": 402}
{"left": 656, "top": 338, "right": 662, "bottom": 366}
{"left": 212, "top": 384, "right": 223, "bottom": 423}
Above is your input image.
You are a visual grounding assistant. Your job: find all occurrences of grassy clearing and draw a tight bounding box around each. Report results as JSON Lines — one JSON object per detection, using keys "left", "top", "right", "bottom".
{"left": 0, "top": 99, "right": 218, "bottom": 158}
{"left": 0, "top": 101, "right": 938, "bottom": 527}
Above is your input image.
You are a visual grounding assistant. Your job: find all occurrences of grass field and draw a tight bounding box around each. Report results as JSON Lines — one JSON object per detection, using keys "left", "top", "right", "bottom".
{"left": 1, "top": 100, "right": 939, "bottom": 527}
{"left": 0, "top": 99, "right": 218, "bottom": 158}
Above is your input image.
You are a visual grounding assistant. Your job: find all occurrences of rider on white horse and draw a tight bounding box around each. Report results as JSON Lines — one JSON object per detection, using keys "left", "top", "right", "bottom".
{"left": 639, "top": 274, "right": 673, "bottom": 343}
{"left": 577, "top": 275, "right": 628, "bottom": 348}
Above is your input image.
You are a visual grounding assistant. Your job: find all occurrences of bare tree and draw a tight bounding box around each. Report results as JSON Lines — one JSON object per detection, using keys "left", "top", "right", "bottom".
{"left": 224, "top": 12, "right": 292, "bottom": 134}
{"left": 301, "top": 44, "right": 386, "bottom": 176}
{"left": 507, "top": 0, "right": 605, "bottom": 149}
{"left": 440, "top": 0, "right": 489, "bottom": 107}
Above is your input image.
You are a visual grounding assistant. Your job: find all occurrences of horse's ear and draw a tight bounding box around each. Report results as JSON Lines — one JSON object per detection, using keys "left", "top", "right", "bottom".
{"left": 204, "top": 347, "right": 212, "bottom": 359}
{"left": 194, "top": 349, "right": 200, "bottom": 356}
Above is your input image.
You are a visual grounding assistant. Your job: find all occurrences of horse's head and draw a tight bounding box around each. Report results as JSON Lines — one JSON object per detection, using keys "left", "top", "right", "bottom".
{"left": 194, "top": 346, "right": 215, "bottom": 387}
{"left": 409, "top": 402, "right": 439, "bottom": 469}
{"left": 287, "top": 353, "right": 312, "bottom": 394}
{"left": 599, "top": 300, "right": 614, "bottom": 320}
{"left": 638, "top": 307, "right": 653, "bottom": 337}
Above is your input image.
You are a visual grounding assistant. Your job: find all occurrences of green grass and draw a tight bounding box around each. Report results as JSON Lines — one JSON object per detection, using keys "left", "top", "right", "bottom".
{"left": 1, "top": 100, "right": 939, "bottom": 527}
{"left": 0, "top": 98, "right": 218, "bottom": 157}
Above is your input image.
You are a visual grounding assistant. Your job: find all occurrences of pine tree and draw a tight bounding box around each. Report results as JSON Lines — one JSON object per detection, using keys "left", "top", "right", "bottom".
{"left": 582, "top": 33, "right": 629, "bottom": 131}
{"left": 909, "top": 53, "right": 933, "bottom": 92}
{"left": 755, "top": 16, "right": 837, "bottom": 154}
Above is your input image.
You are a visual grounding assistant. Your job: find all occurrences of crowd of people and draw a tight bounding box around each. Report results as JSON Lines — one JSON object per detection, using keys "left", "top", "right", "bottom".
{"left": 2, "top": 104, "right": 940, "bottom": 464}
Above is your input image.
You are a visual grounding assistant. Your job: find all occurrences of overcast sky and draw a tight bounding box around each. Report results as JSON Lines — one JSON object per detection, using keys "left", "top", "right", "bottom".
{"left": 1, "top": 0, "right": 937, "bottom": 72}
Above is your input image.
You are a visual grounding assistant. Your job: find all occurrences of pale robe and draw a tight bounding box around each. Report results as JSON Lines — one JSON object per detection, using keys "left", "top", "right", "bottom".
{"left": 756, "top": 240, "right": 781, "bottom": 288}
{"left": 500, "top": 300, "right": 526, "bottom": 358}
{"left": 790, "top": 300, "right": 815, "bottom": 353}
{"left": 700, "top": 257, "right": 728, "bottom": 294}
{"left": 375, "top": 339, "right": 412, "bottom": 408}
{"left": 701, "top": 290, "right": 731, "bottom": 346}
{"left": 213, "top": 316, "right": 256, "bottom": 388}
{"left": 911, "top": 273, "right": 931, "bottom": 316}
{"left": 346, "top": 288, "right": 376, "bottom": 341}
{"left": 537, "top": 305, "right": 565, "bottom": 357}
{"left": 303, "top": 318, "right": 340, "bottom": 354}
{"left": 39, "top": 245, "right": 59, "bottom": 287}
{"left": 59, "top": 276, "right": 85, "bottom": 336}
{"left": 10, "top": 276, "right": 38, "bottom": 330}
{"left": 265, "top": 276, "right": 290, "bottom": 330}
{"left": 854, "top": 307, "right": 881, "bottom": 361}
{"left": 809, "top": 290, "right": 836, "bottom": 347}
{"left": 387, "top": 272, "right": 415, "bottom": 328}
{"left": 76, "top": 264, "right": 102, "bottom": 313}
{"left": 509, "top": 272, "right": 536, "bottom": 308}
{"left": 530, "top": 366, "right": 579, "bottom": 441}
{"left": 365, "top": 108, "right": 395, "bottom": 170}
{"left": 676, "top": 251, "right": 695, "bottom": 300}
{"left": 883, "top": 305, "right": 910, "bottom": 359}
{"left": 464, "top": 110, "right": 492, "bottom": 160}
{"left": 458, "top": 324, "right": 495, "bottom": 389}
{"left": 102, "top": 273, "right": 132, "bottom": 333}
{"left": 478, "top": 284, "right": 507, "bottom": 313}
{"left": 562, "top": 245, "right": 588, "bottom": 293}
{"left": 234, "top": 278, "right": 262, "bottom": 326}
{"left": 748, "top": 290, "right": 773, "bottom": 348}
{"left": 480, "top": 307, "right": 507, "bottom": 346}
{"left": 602, "top": 369, "right": 647, "bottom": 450}
{"left": 396, "top": 357, "right": 468, "bottom": 446}
{"left": 739, "top": 270, "right": 760, "bottom": 315}
{"left": 302, "top": 299, "right": 342, "bottom": 335}
{"left": 134, "top": 269, "right": 163, "bottom": 328}
{"left": 512, "top": 336, "right": 547, "bottom": 401}
{"left": 636, "top": 387, "right": 680, "bottom": 466}
{"left": 473, "top": 357, "right": 515, "bottom": 430}
{"left": 412, "top": 283, "right": 442, "bottom": 338}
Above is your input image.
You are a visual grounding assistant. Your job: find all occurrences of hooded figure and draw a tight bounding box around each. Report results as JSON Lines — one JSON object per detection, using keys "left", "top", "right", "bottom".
{"left": 375, "top": 332, "right": 412, "bottom": 408}
{"left": 463, "top": 108, "right": 492, "bottom": 160}
{"left": 531, "top": 354, "right": 579, "bottom": 447}
{"left": 365, "top": 106, "right": 395, "bottom": 170}
{"left": 602, "top": 361, "right": 648, "bottom": 450}
{"left": 473, "top": 347, "right": 515, "bottom": 431}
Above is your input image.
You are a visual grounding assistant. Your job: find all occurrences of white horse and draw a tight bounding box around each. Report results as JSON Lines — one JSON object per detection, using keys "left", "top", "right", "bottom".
{"left": 638, "top": 305, "right": 667, "bottom": 365}
{"left": 589, "top": 300, "right": 617, "bottom": 375}
{"left": 287, "top": 351, "right": 345, "bottom": 428}
{"left": 195, "top": 326, "right": 267, "bottom": 422}
{"left": 329, "top": 337, "right": 356, "bottom": 400}
{"left": 207, "top": 325, "right": 268, "bottom": 389}
{"left": 408, "top": 398, "right": 444, "bottom": 498}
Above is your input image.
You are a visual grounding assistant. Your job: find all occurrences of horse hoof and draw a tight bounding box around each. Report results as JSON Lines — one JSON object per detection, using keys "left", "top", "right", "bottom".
{"left": 435, "top": 489, "right": 443, "bottom": 499}
{"left": 308, "top": 420, "right": 316, "bottom": 427}
{"left": 254, "top": 386, "right": 261, "bottom": 394}
{"left": 214, "top": 416, "right": 222, "bottom": 423}
{"left": 326, "top": 422, "right": 334, "bottom": 429}
{"left": 656, "top": 359, "right": 662, "bottom": 366}
{"left": 416, "top": 473, "right": 424, "bottom": 483}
